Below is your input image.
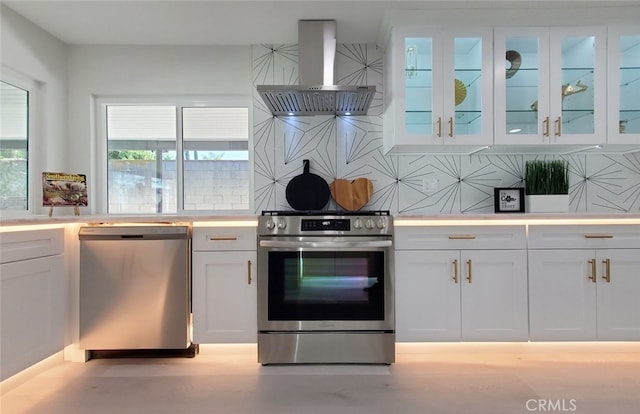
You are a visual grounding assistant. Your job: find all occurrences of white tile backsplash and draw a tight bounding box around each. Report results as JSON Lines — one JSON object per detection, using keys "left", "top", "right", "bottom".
{"left": 252, "top": 43, "right": 640, "bottom": 215}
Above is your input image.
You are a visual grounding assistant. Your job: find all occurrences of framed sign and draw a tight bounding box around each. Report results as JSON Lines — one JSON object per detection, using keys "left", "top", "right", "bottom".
{"left": 494, "top": 187, "right": 525, "bottom": 213}
{"left": 42, "top": 172, "right": 88, "bottom": 216}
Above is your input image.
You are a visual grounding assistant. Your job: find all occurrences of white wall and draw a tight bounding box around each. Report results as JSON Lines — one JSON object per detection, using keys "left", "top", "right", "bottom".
{"left": 0, "top": 4, "right": 68, "bottom": 215}
{"left": 67, "top": 45, "right": 252, "bottom": 213}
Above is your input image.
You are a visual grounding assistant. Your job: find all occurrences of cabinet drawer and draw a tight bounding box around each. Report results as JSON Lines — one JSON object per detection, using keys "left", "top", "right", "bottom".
{"left": 0, "top": 228, "right": 64, "bottom": 264}
{"left": 528, "top": 225, "right": 640, "bottom": 249}
{"left": 192, "top": 226, "right": 256, "bottom": 251}
{"left": 395, "top": 225, "right": 526, "bottom": 250}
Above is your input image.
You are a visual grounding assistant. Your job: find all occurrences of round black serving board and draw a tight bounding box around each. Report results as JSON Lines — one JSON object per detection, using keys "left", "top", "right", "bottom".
{"left": 285, "top": 159, "right": 330, "bottom": 211}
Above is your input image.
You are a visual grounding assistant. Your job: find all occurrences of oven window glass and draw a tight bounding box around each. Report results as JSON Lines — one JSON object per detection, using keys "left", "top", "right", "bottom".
{"left": 268, "top": 251, "right": 385, "bottom": 320}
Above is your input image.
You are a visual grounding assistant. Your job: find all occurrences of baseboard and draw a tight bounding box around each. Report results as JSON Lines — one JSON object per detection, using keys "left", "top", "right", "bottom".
{"left": 0, "top": 351, "right": 64, "bottom": 396}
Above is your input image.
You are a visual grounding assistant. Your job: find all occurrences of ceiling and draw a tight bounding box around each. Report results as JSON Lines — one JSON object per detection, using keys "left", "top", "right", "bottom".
{"left": 3, "top": 0, "right": 633, "bottom": 46}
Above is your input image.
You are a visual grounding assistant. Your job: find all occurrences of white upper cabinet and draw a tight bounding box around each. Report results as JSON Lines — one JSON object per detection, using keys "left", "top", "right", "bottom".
{"left": 607, "top": 26, "right": 640, "bottom": 145}
{"left": 494, "top": 26, "right": 607, "bottom": 147}
{"left": 383, "top": 26, "right": 493, "bottom": 153}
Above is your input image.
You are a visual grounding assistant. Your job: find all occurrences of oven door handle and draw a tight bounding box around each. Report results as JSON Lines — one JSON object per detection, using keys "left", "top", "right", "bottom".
{"left": 259, "top": 240, "right": 393, "bottom": 248}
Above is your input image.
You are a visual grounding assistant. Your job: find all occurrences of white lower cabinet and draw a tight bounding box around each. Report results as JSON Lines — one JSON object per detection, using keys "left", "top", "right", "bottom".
{"left": 529, "top": 248, "right": 640, "bottom": 341}
{"left": 192, "top": 226, "right": 257, "bottom": 343}
{"left": 528, "top": 225, "right": 640, "bottom": 341}
{"left": 395, "top": 226, "right": 528, "bottom": 342}
{"left": 460, "top": 250, "right": 528, "bottom": 340}
{"left": 528, "top": 249, "right": 597, "bottom": 340}
{"left": 395, "top": 250, "right": 460, "bottom": 341}
{"left": 596, "top": 249, "right": 640, "bottom": 339}
{"left": 0, "top": 228, "right": 65, "bottom": 381}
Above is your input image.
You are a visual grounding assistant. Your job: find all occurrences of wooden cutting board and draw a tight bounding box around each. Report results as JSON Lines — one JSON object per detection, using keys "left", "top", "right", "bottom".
{"left": 330, "top": 178, "right": 373, "bottom": 211}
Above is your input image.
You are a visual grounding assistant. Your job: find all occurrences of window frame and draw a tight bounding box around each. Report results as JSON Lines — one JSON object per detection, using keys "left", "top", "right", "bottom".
{"left": 0, "top": 67, "right": 41, "bottom": 217}
{"left": 95, "top": 96, "right": 253, "bottom": 215}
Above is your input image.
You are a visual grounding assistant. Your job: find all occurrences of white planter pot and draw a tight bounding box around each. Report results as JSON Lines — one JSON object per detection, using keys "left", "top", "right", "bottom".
{"left": 525, "top": 194, "right": 569, "bottom": 213}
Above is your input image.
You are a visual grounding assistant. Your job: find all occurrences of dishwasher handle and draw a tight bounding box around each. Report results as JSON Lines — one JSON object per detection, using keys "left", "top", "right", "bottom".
{"left": 80, "top": 234, "right": 188, "bottom": 241}
{"left": 79, "top": 226, "right": 189, "bottom": 241}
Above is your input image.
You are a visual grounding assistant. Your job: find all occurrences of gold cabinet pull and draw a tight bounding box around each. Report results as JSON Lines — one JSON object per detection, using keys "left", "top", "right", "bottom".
{"left": 588, "top": 259, "right": 597, "bottom": 283}
{"left": 209, "top": 236, "right": 238, "bottom": 241}
{"left": 584, "top": 234, "right": 614, "bottom": 239}
{"left": 448, "top": 235, "right": 476, "bottom": 240}
{"left": 448, "top": 117, "right": 454, "bottom": 138}
{"left": 436, "top": 117, "right": 442, "bottom": 137}
{"left": 452, "top": 259, "right": 459, "bottom": 284}
{"left": 602, "top": 258, "right": 611, "bottom": 283}
{"left": 466, "top": 259, "right": 472, "bottom": 283}
{"left": 247, "top": 260, "right": 252, "bottom": 285}
{"left": 543, "top": 117, "right": 550, "bottom": 137}
{"left": 554, "top": 116, "right": 562, "bottom": 137}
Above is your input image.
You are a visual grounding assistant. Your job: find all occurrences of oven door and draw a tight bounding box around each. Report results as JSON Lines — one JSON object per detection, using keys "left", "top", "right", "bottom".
{"left": 258, "top": 236, "right": 394, "bottom": 332}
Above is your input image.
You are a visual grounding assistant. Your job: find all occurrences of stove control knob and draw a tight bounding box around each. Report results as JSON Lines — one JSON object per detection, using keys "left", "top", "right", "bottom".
{"left": 376, "top": 219, "right": 386, "bottom": 229}
{"left": 353, "top": 218, "right": 362, "bottom": 229}
{"left": 265, "top": 218, "right": 276, "bottom": 230}
{"left": 277, "top": 219, "right": 287, "bottom": 229}
{"left": 365, "top": 219, "right": 374, "bottom": 229}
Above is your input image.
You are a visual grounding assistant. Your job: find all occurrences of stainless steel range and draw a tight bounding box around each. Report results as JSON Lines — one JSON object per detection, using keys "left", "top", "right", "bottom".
{"left": 257, "top": 210, "right": 394, "bottom": 364}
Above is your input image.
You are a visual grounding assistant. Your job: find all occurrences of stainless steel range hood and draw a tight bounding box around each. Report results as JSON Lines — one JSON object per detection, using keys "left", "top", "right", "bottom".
{"left": 257, "top": 20, "right": 376, "bottom": 116}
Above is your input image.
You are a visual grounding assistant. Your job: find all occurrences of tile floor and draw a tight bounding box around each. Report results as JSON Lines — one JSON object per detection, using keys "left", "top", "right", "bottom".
{"left": 1, "top": 342, "right": 639, "bottom": 414}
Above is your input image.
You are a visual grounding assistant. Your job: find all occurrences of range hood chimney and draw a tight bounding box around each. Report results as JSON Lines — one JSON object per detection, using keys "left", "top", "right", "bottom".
{"left": 257, "top": 20, "right": 376, "bottom": 116}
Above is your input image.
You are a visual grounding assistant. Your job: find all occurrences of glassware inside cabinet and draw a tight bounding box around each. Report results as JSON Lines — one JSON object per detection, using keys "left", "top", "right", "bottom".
{"left": 404, "top": 37, "right": 433, "bottom": 136}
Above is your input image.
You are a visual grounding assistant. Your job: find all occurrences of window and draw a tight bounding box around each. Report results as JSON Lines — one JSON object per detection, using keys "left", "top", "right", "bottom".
{"left": 181, "top": 107, "right": 250, "bottom": 211}
{"left": 0, "top": 80, "right": 29, "bottom": 211}
{"left": 103, "top": 98, "right": 250, "bottom": 214}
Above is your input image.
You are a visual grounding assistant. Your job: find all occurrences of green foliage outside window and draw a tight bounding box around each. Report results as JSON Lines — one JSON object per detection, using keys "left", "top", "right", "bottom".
{"left": 108, "top": 150, "right": 156, "bottom": 160}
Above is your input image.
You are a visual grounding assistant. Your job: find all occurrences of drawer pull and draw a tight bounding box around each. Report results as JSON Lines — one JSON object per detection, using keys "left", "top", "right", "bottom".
{"left": 602, "top": 258, "right": 611, "bottom": 283}
{"left": 588, "top": 259, "right": 597, "bottom": 283}
{"left": 209, "top": 236, "right": 238, "bottom": 241}
{"left": 452, "top": 260, "right": 459, "bottom": 284}
{"left": 584, "top": 234, "right": 613, "bottom": 239}
{"left": 448, "top": 235, "right": 476, "bottom": 240}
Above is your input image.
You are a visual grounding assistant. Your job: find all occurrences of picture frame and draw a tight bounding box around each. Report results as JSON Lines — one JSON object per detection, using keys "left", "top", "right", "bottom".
{"left": 494, "top": 187, "right": 525, "bottom": 213}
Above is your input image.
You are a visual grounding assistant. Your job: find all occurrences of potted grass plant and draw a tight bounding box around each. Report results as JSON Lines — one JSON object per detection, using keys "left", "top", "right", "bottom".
{"left": 525, "top": 159, "right": 570, "bottom": 213}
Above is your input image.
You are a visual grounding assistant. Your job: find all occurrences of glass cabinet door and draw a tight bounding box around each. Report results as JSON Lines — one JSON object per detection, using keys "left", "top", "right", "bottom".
{"left": 608, "top": 27, "right": 640, "bottom": 145}
{"left": 446, "top": 32, "right": 492, "bottom": 144}
{"left": 555, "top": 27, "right": 606, "bottom": 145}
{"left": 560, "top": 36, "right": 595, "bottom": 134}
{"left": 495, "top": 27, "right": 605, "bottom": 146}
{"left": 495, "top": 28, "right": 550, "bottom": 144}
{"left": 405, "top": 36, "right": 435, "bottom": 137}
{"left": 397, "top": 29, "right": 491, "bottom": 146}
{"left": 619, "top": 35, "right": 640, "bottom": 134}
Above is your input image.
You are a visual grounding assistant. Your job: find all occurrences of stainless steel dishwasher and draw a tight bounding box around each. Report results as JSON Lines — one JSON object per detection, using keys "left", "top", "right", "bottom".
{"left": 79, "top": 225, "right": 191, "bottom": 350}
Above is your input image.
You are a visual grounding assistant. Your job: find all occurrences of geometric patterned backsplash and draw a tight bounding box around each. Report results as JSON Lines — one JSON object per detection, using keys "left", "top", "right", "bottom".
{"left": 252, "top": 44, "right": 640, "bottom": 215}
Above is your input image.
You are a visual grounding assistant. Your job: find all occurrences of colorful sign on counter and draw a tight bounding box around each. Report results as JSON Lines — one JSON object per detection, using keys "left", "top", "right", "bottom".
{"left": 42, "top": 172, "right": 87, "bottom": 215}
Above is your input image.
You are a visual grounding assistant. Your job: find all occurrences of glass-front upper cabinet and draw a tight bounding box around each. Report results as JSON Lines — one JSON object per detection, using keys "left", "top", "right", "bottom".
{"left": 607, "top": 26, "right": 640, "bottom": 145}
{"left": 494, "top": 27, "right": 606, "bottom": 146}
{"left": 383, "top": 27, "right": 493, "bottom": 153}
